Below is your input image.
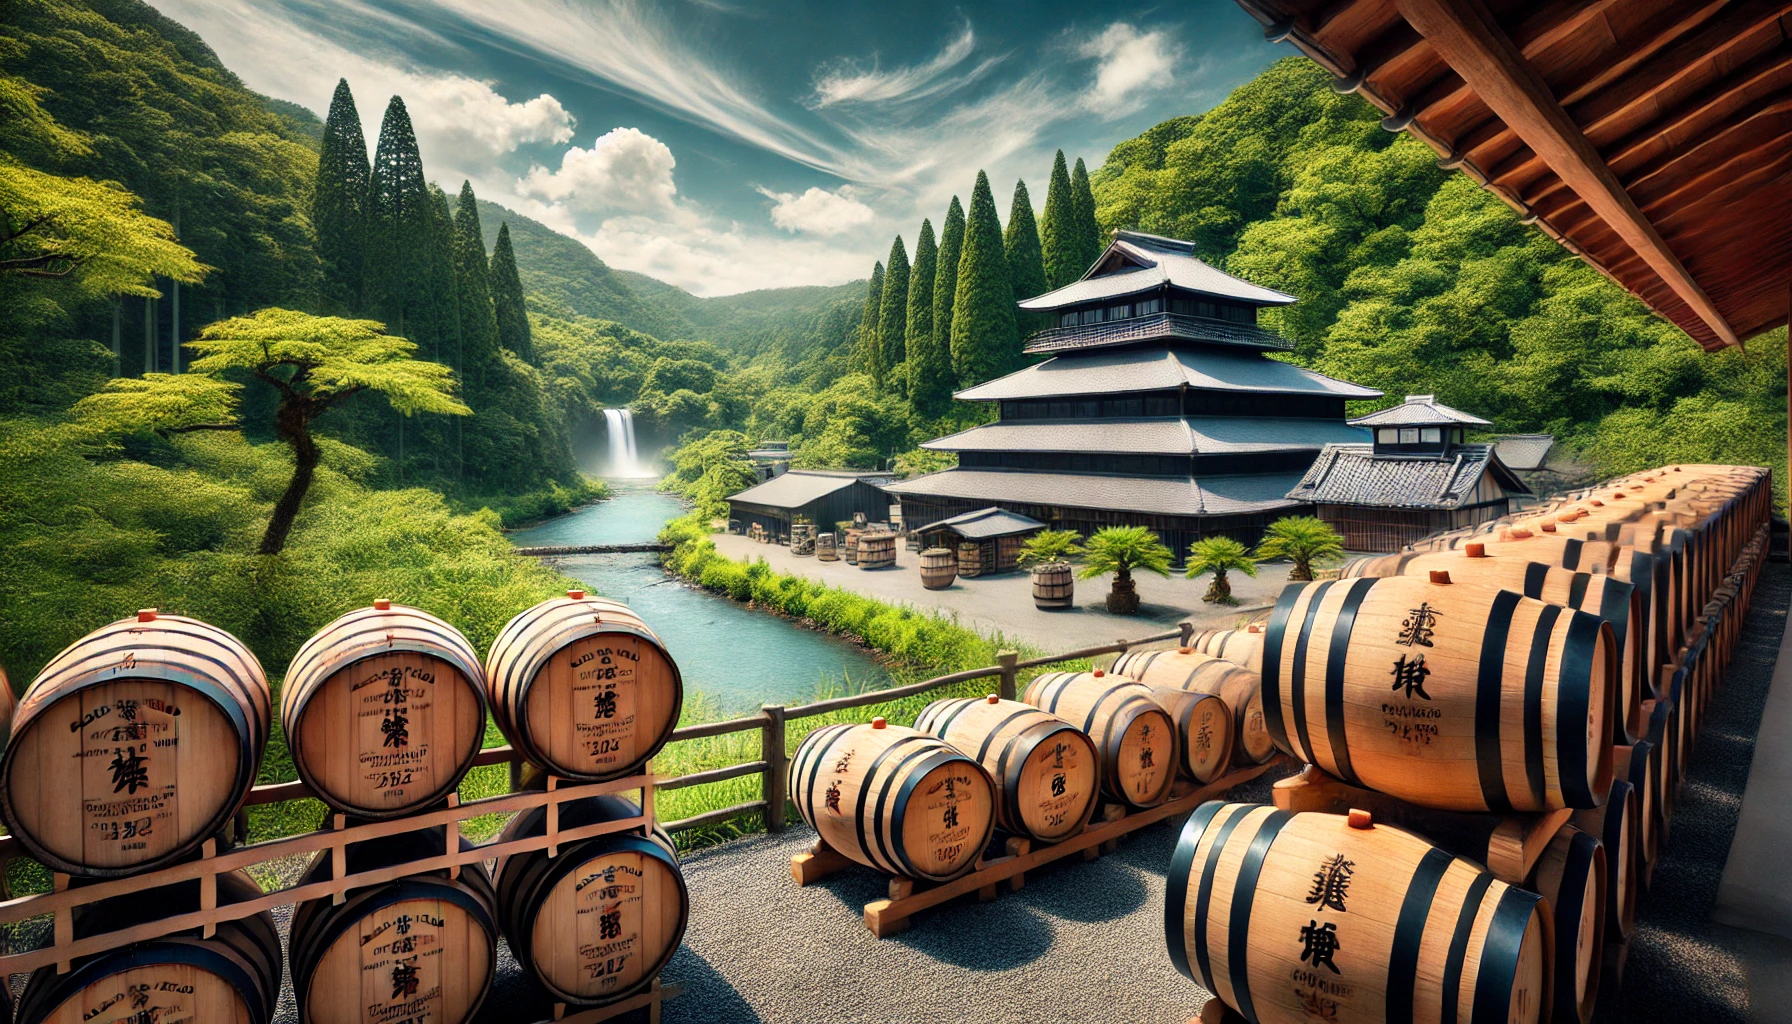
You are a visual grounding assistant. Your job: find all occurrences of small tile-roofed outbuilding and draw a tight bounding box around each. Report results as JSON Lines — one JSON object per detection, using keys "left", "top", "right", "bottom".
{"left": 1493, "top": 434, "right": 1556, "bottom": 472}
{"left": 1286, "top": 443, "right": 1532, "bottom": 552}
{"left": 726, "top": 470, "right": 894, "bottom": 544}
{"left": 1349, "top": 394, "right": 1493, "bottom": 429}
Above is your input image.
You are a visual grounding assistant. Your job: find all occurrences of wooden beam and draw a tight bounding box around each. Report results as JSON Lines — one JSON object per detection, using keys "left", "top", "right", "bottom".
{"left": 1604, "top": 44, "right": 1792, "bottom": 174}
{"left": 1553, "top": 0, "right": 1732, "bottom": 108}
{"left": 1568, "top": 0, "right": 1792, "bottom": 138}
{"left": 1627, "top": 93, "right": 1792, "bottom": 205}
{"left": 1397, "top": 0, "right": 1741, "bottom": 346}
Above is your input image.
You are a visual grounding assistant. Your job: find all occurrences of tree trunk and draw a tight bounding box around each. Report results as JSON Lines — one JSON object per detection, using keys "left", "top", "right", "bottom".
{"left": 1107, "top": 568, "right": 1139, "bottom": 614}
{"left": 1289, "top": 556, "right": 1313, "bottom": 582}
{"left": 1203, "top": 569, "right": 1231, "bottom": 603}
{"left": 259, "top": 401, "right": 319, "bottom": 555}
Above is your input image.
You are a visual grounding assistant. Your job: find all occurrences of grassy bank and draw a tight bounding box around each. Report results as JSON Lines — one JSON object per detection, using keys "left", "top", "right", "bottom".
{"left": 648, "top": 514, "right": 1095, "bottom": 847}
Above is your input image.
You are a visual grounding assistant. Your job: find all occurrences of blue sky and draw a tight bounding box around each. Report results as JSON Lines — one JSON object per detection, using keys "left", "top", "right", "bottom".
{"left": 150, "top": 0, "right": 1282, "bottom": 294}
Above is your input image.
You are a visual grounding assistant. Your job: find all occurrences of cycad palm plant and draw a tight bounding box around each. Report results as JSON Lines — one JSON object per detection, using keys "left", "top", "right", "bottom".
{"left": 1186, "top": 537, "right": 1257, "bottom": 604}
{"left": 1018, "top": 529, "right": 1084, "bottom": 567}
{"left": 1256, "top": 516, "right": 1345, "bottom": 581}
{"left": 1078, "top": 526, "right": 1174, "bottom": 614}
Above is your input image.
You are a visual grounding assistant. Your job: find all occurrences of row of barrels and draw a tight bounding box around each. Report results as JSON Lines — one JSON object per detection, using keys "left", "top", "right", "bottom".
{"left": 1164, "top": 463, "right": 1773, "bottom": 1024}
{"left": 0, "top": 589, "right": 687, "bottom": 878}
{"left": 785, "top": 657, "right": 1281, "bottom": 883}
{"left": 11, "top": 788, "right": 688, "bottom": 1024}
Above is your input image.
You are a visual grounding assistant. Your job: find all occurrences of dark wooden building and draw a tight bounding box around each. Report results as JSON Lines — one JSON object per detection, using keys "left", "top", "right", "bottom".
{"left": 726, "top": 470, "right": 894, "bottom": 543}
{"left": 887, "top": 231, "right": 1382, "bottom": 557}
{"left": 1287, "top": 395, "right": 1532, "bottom": 551}
{"left": 915, "top": 507, "right": 1045, "bottom": 575}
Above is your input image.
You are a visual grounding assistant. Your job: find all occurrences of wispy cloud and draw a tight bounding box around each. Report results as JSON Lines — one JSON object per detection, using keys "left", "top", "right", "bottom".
{"left": 810, "top": 25, "right": 999, "bottom": 108}
{"left": 1078, "top": 23, "right": 1181, "bottom": 118}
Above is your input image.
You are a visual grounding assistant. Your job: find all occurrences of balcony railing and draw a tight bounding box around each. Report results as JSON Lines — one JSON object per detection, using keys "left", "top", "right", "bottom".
{"left": 1024, "top": 311, "right": 1294, "bottom": 354}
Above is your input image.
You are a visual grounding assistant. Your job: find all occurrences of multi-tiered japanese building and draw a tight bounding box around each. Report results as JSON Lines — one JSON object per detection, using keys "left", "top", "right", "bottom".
{"left": 887, "top": 231, "right": 1381, "bottom": 557}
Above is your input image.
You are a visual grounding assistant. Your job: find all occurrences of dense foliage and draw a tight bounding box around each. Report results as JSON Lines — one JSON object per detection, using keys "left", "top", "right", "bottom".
{"left": 1255, "top": 514, "right": 1344, "bottom": 581}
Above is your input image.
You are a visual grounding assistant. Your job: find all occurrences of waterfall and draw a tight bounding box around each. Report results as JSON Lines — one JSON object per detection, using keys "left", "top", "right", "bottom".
{"left": 602, "top": 408, "right": 653, "bottom": 477}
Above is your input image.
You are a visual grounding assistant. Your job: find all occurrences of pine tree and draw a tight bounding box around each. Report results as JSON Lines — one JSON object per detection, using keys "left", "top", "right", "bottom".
{"left": 875, "top": 235, "right": 909, "bottom": 389}
{"left": 950, "top": 171, "right": 1017, "bottom": 388}
{"left": 931, "top": 196, "right": 965, "bottom": 383}
{"left": 1070, "top": 157, "right": 1103, "bottom": 270}
{"left": 1040, "top": 150, "right": 1081, "bottom": 288}
{"left": 490, "top": 222, "right": 533, "bottom": 363}
{"left": 906, "top": 219, "right": 950, "bottom": 417}
{"left": 451, "top": 181, "right": 500, "bottom": 396}
{"left": 854, "top": 260, "right": 883, "bottom": 377}
{"left": 363, "top": 97, "right": 437, "bottom": 351}
{"left": 314, "top": 78, "right": 369, "bottom": 314}
{"left": 1004, "top": 179, "right": 1048, "bottom": 346}
{"left": 426, "top": 184, "right": 462, "bottom": 369}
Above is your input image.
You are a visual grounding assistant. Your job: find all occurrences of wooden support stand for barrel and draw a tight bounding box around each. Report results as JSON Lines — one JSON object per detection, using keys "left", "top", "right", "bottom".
{"left": 790, "top": 757, "right": 1288, "bottom": 937}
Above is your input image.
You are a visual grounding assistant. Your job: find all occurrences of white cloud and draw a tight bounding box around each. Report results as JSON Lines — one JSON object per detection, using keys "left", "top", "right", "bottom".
{"left": 1078, "top": 23, "right": 1180, "bottom": 118}
{"left": 758, "top": 186, "right": 875, "bottom": 235}
{"left": 572, "top": 214, "right": 871, "bottom": 295}
{"left": 403, "top": 77, "right": 574, "bottom": 154}
{"left": 519, "top": 127, "right": 678, "bottom": 213}
{"left": 810, "top": 26, "right": 999, "bottom": 107}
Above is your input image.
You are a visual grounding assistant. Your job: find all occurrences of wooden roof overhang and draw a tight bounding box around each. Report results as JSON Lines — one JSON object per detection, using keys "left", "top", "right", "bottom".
{"left": 1232, "top": 0, "right": 1792, "bottom": 351}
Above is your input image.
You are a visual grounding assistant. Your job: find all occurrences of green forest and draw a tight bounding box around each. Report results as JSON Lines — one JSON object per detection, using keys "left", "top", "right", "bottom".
{"left": 2, "top": 0, "right": 1784, "bottom": 688}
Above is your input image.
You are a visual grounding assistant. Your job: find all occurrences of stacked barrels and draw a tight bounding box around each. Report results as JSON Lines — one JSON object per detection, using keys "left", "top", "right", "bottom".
{"left": 1165, "top": 464, "right": 1773, "bottom": 1024}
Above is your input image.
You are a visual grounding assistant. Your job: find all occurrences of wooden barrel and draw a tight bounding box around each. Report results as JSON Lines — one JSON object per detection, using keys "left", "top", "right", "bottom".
{"left": 913, "top": 695, "right": 1099, "bottom": 843}
{"left": 1526, "top": 826, "right": 1605, "bottom": 1024}
{"left": 1186, "top": 624, "right": 1266, "bottom": 672}
{"left": 485, "top": 591, "right": 684, "bottom": 781}
{"left": 817, "top": 532, "right": 838, "bottom": 561}
{"left": 1022, "top": 671, "right": 1179, "bottom": 808}
{"left": 17, "top": 871, "right": 281, "bottom": 1024}
{"left": 1140, "top": 684, "right": 1234, "bottom": 783}
{"left": 1616, "top": 742, "right": 1659, "bottom": 872}
{"left": 495, "top": 792, "right": 688, "bottom": 1006}
{"left": 282, "top": 601, "right": 487, "bottom": 818}
{"left": 290, "top": 829, "right": 497, "bottom": 1024}
{"left": 1340, "top": 547, "right": 1644, "bottom": 745}
{"left": 844, "top": 530, "right": 861, "bottom": 565}
{"left": 1572, "top": 778, "right": 1636, "bottom": 940}
{"left": 957, "top": 541, "right": 984, "bottom": 578}
{"left": 1113, "top": 648, "right": 1273, "bottom": 766}
{"left": 1167, "top": 804, "right": 1551, "bottom": 1024}
{"left": 859, "top": 532, "right": 896, "bottom": 569}
{"left": 788, "top": 718, "right": 996, "bottom": 881}
{"left": 0, "top": 609, "right": 270, "bottom": 876}
{"left": 1031, "top": 563, "right": 1075, "bottom": 609}
{"left": 920, "top": 548, "right": 957, "bottom": 590}
{"left": 1264, "top": 574, "right": 1615, "bottom": 813}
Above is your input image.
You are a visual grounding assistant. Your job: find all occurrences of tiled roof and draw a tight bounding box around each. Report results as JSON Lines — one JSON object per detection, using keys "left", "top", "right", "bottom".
{"left": 955, "top": 347, "right": 1384, "bottom": 402}
{"left": 1017, "top": 232, "right": 1296, "bottom": 310}
{"left": 1021, "top": 312, "right": 1294, "bottom": 354}
{"left": 886, "top": 468, "right": 1310, "bottom": 517}
{"left": 1349, "top": 394, "right": 1492, "bottom": 428}
{"left": 728, "top": 471, "right": 884, "bottom": 510}
{"left": 921, "top": 417, "right": 1370, "bottom": 455}
{"left": 1493, "top": 434, "right": 1556, "bottom": 471}
{"left": 1285, "top": 444, "right": 1531, "bottom": 510}
{"left": 922, "top": 507, "right": 1045, "bottom": 540}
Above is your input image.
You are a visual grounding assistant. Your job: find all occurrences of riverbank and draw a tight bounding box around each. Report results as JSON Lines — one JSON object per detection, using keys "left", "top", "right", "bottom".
{"left": 709, "top": 532, "right": 1284, "bottom": 651}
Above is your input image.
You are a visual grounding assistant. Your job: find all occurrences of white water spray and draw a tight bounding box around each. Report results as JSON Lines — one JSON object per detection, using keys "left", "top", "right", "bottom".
{"left": 602, "top": 408, "right": 654, "bottom": 478}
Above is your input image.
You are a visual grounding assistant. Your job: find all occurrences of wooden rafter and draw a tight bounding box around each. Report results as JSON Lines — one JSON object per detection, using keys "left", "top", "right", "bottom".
{"left": 1626, "top": 92, "right": 1792, "bottom": 202}
{"left": 1396, "top": 0, "right": 1740, "bottom": 347}
{"left": 1603, "top": 44, "right": 1792, "bottom": 175}
{"left": 1553, "top": 0, "right": 1732, "bottom": 108}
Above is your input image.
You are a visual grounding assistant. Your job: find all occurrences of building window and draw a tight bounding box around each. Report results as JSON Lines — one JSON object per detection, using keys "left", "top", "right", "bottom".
{"left": 1080, "top": 307, "right": 1106, "bottom": 325}
{"left": 1399, "top": 428, "right": 1420, "bottom": 443}
{"left": 1136, "top": 297, "right": 1161, "bottom": 314}
{"left": 1059, "top": 312, "right": 1076, "bottom": 327}
{"left": 1378, "top": 428, "right": 1398, "bottom": 444}
{"left": 1421, "top": 427, "right": 1442, "bottom": 443}
{"left": 1108, "top": 303, "right": 1132, "bottom": 320}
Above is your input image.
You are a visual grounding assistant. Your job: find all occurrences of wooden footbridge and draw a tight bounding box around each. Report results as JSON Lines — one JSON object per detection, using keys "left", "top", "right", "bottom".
{"left": 512, "top": 542, "right": 672, "bottom": 556}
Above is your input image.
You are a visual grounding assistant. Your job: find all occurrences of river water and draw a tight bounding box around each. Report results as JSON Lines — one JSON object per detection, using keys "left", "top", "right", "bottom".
{"left": 511, "top": 483, "right": 889, "bottom": 713}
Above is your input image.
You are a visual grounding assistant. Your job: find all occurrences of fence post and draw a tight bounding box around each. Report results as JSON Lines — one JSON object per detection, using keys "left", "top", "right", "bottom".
{"left": 762, "top": 705, "right": 788, "bottom": 832}
{"left": 997, "top": 650, "right": 1019, "bottom": 701}
{"left": 1179, "top": 620, "right": 1195, "bottom": 648}
{"left": 508, "top": 755, "right": 524, "bottom": 794}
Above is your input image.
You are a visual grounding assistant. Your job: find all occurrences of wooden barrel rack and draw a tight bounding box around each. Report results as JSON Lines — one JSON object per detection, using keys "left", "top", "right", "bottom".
{"left": 792, "top": 757, "right": 1290, "bottom": 937}
{"left": 1180, "top": 464, "right": 1773, "bottom": 1024}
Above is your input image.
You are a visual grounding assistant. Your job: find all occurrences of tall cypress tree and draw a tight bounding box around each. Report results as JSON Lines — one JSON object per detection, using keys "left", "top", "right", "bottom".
{"left": 426, "top": 184, "right": 462, "bottom": 368}
{"left": 1070, "top": 157, "right": 1103, "bottom": 271}
{"left": 451, "top": 181, "right": 500, "bottom": 396}
{"left": 950, "top": 171, "right": 1016, "bottom": 388}
{"left": 875, "top": 235, "right": 909, "bottom": 389}
{"left": 906, "top": 219, "right": 949, "bottom": 417}
{"left": 854, "top": 260, "right": 883, "bottom": 376}
{"left": 931, "top": 196, "right": 965, "bottom": 382}
{"left": 363, "top": 97, "right": 436, "bottom": 350}
{"left": 314, "top": 78, "right": 369, "bottom": 314}
{"left": 1040, "top": 150, "right": 1081, "bottom": 288}
{"left": 490, "top": 222, "right": 533, "bottom": 363}
{"left": 1004, "top": 179, "right": 1048, "bottom": 347}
